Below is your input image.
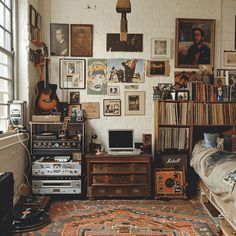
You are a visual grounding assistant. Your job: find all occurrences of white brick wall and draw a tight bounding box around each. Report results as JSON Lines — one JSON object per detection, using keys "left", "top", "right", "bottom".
{"left": 18, "top": 0, "right": 236, "bottom": 151}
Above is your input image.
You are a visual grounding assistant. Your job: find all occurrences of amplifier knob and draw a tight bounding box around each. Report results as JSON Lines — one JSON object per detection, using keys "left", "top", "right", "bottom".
{"left": 54, "top": 143, "right": 59, "bottom": 148}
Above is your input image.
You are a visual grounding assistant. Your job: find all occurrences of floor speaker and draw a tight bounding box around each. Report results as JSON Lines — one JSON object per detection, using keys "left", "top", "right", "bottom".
{"left": 0, "top": 172, "right": 14, "bottom": 236}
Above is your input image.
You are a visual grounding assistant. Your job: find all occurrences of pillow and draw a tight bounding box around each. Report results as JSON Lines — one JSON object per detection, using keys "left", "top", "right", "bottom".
{"left": 204, "top": 133, "right": 218, "bottom": 148}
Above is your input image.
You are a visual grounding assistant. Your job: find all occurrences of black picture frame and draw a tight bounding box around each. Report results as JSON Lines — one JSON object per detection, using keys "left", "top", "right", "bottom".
{"left": 176, "top": 90, "right": 189, "bottom": 101}
{"left": 69, "top": 92, "right": 80, "bottom": 104}
{"left": 103, "top": 99, "right": 121, "bottom": 116}
{"left": 59, "top": 58, "right": 86, "bottom": 89}
{"left": 29, "top": 5, "right": 37, "bottom": 27}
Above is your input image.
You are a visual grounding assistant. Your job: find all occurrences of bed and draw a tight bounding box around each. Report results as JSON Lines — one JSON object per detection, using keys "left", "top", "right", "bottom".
{"left": 190, "top": 141, "right": 236, "bottom": 235}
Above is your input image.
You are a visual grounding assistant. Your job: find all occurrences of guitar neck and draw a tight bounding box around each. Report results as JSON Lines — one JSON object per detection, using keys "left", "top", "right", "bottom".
{"left": 62, "top": 117, "right": 70, "bottom": 132}
{"left": 44, "top": 58, "right": 49, "bottom": 87}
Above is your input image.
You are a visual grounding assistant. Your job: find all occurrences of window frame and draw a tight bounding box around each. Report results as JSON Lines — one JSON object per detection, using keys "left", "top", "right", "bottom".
{"left": 0, "top": 0, "right": 14, "bottom": 132}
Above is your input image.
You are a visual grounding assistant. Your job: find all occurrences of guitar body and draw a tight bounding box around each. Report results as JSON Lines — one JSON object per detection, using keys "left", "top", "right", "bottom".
{"left": 34, "top": 80, "right": 59, "bottom": 113}
{"left": 34, "top": 43, "right": 60, "bottom": 114}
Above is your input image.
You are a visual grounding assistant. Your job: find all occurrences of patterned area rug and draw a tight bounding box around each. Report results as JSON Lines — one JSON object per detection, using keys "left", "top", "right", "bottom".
{"left": 22, "top": 199, "right": 220, "bottom": 236}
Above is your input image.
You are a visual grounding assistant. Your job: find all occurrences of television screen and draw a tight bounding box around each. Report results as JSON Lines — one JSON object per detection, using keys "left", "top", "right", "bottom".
{"left": 108, "top": 130, "right": 134, "bottom": 150}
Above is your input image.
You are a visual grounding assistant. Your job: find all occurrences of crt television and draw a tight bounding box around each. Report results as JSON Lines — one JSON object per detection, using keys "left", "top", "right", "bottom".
{"left": 108, "top": 129, "right": 134, "bottom": 151}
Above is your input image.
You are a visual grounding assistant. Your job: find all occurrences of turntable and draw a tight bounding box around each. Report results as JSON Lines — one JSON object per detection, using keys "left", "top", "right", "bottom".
{"left": 12, "top": 208, "right": 50, "bottom": 233}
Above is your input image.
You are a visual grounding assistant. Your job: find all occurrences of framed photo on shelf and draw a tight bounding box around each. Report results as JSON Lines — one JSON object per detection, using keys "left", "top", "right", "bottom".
{"left": 124, "top": 91, "right": 145, "bottom": 115}
{"left": 175, "top": 18, "right": 215, "bottom": 68}
{"left": 176, "top": 90, "right": 189, "bottom": 101}
{"left": 59, "top": 58, "right": 86, "bottom": 89}
{"left": 71, "top": 24, "right": 93, "bottom": 57}
{"left": 228, "top": 70, "right": 236, "bottom": 101}
{"left": 151, "top": 38, "right": 171, "bottom": 58}
{"left": 224, "top": 51, "right": 236, "bottom": 67}
{"left": 69, "top": 92, "right": 80, "bottom": 104}
{"left": 103, "top": 99, "right": 121, "bottom": 116}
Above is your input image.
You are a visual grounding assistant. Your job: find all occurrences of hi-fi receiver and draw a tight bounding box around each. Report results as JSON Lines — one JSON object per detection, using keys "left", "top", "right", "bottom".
{"left": 156, "top": 168, "right": 185, "bottom": 195}
{"left": 32, "top": 157, "right": 81, "bottom": 176}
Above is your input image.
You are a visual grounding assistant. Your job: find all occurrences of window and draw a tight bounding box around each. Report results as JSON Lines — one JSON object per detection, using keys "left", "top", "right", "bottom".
{"left": 0, "top": 0, "right": 13, "bottom": 132}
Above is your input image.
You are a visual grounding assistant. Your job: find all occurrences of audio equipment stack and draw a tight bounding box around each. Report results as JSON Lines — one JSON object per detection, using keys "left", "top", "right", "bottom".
{"left": 155, "top": 151, "right": 187, "bottom": 199}
{"left": 29, "top": 121, "right": 85, "bottom": 195}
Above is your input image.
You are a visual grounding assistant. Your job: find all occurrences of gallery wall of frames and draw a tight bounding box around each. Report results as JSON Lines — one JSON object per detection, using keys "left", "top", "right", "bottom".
{"left": 28, "top": 0, "right": 236, "bottom": 149}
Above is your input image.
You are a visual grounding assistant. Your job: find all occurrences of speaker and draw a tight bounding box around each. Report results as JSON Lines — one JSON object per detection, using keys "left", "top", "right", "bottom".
{"left": 155, "top": 151, "right": 187, "bottom": 170}
{"left": 0, "top": 172, "right": 14, "bottom": 236}
{"left": 155, "top": 168, "right": 185, "bottom": 195}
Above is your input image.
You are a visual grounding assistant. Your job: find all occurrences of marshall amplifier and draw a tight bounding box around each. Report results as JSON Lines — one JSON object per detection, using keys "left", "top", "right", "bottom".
{"left": 0, "top": 172, "right": 14, "bottom": 236}
{"left": 155, "top": 151, "right": 187, "bottom": 170}
{"left": 155, "top": 168, "right": 186, "bottom": 196}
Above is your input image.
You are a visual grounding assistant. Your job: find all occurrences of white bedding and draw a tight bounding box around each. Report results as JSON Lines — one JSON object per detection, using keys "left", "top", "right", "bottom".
{"left": 190, "top": 142, "right": 236, "bottom": 194}
{"left": 190, "top": 142, "right": 236, "bottom": 227}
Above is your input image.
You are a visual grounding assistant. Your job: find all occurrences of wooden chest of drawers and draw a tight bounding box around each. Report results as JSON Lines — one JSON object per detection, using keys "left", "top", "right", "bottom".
{"left": 86, "top": 155, "right": 152, "bottom": 199}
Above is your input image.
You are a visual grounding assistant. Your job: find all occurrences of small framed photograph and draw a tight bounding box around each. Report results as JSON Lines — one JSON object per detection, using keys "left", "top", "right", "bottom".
{"left": 69, "top": 92, "right": 80, "bottom": 104}
{"left": 68, "top": 104, "right": 81, "bottom": 117}
{"left": 71, "top": 24, "right": 93, "bottom": 57}
{"left": 81, "top": 102, "right": 100, "bottom": 119}
{"left": 142, "top": 134, "right": 152, "bottom": 154}
{"left": 59, "top": 58, "right": 86, "bottom": 89}
{"left": 224, "top": 51, "right": 236, "bottom": 67}
{"left": 103, "top": 99, "right": 121, "bottom": 116}
{"left": 151, "top": 38, "right": 171, "bottom": 58}
{"left": 36, "top": 13, "right": 42, "bottom": 30}
{"left": 176, "top": 90, "right": 189, "bottom": 101}
{"left": 142, "top": 134, "right": 152, "bottom": 145}
{"left": 107, "top": 85, "right": 120, "bottom": 96}
{"left": 124, "top": 91, "right": 145, "bottom": 115}
{"left": 29, "top": 5, "right": 37, "bottom": 27}
{"left": 214, "top": 76, "right": 226, "bottom": 87}
{"left": 146, "top": 60, "right": 170, "bottom": 76}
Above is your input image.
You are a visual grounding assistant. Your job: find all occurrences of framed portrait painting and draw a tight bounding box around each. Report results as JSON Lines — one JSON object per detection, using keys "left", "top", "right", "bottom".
{"left": 71, "top": 24, "right": 93, "bottom": 57}
{"left": 103, "top": 99, "right": 121, "bottom": 116}
{"left": 124, "top": 91, "right": 145, "bottom": 115}
{"left": 175, "top": 18, "right": 215, "bottom": 68}
{"left": 59, "top": 58, "right": 86, "bottom": 89}
{"left": 151, "top": 38, "right": 171, "bottom": 58}
{"left": 50, "top": 23, "right": 69, "bottom": 56}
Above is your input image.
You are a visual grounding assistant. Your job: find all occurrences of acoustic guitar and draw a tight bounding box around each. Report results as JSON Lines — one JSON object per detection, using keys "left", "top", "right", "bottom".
{"left": 34, "top": 43, "right": 59, "bottom": 113}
